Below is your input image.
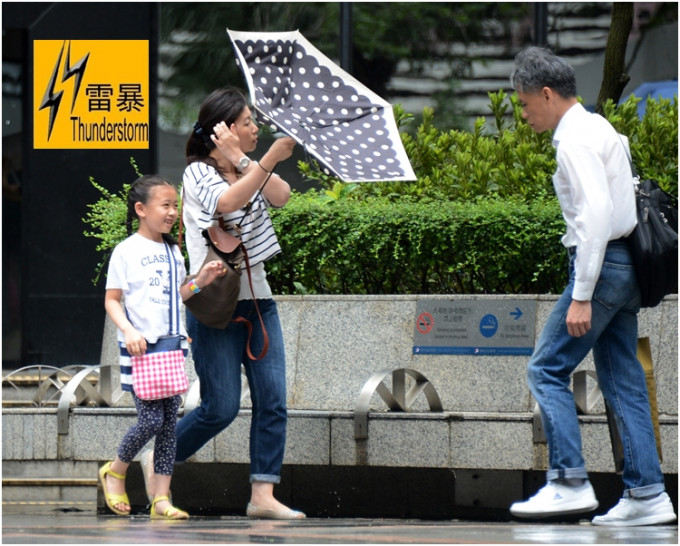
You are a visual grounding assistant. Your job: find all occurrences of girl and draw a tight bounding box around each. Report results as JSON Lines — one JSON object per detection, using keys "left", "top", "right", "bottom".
{"left": 101, "top": 175, "right": 225, "bottom": 519}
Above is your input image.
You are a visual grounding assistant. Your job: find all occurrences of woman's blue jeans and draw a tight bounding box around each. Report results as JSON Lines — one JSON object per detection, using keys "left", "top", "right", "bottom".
{"left": 177, "top": 298, "right": 287, "bottom": 484}
{"left": 527, "top": 241, "right": 665, "bottom": 498}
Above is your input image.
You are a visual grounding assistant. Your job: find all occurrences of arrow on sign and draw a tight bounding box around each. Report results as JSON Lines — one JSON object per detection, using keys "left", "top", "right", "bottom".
{"left": 510, "top": 307, "right": 523, "bottom": 320}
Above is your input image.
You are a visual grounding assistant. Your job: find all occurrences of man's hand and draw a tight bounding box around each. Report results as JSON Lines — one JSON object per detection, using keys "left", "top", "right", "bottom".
{"left": 566, "top": 299, "right": 592, "bottom": 337}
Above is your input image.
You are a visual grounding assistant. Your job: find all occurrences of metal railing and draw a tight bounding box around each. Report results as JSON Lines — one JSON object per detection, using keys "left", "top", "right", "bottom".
{"left": 2, "top": 364, "right": 251, "bottom": 435}
{"left": 354, "top": 367, "right": 443, "bottom": 440}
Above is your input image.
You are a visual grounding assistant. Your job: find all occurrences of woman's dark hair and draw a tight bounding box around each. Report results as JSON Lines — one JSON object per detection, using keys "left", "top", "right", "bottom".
{"left": 126, "top": 174, "right": 178, "bottom": 245}
{"left": 186, "top": 86, "right": 249, "bottom": 170}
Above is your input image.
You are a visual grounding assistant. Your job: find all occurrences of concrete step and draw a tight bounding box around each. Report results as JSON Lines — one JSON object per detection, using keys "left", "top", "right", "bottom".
{"left": 3, "top": 294, "right": 677, "bottom": 514}
{"left": 1, "top": 461, "right": 99, "bottom": 504}
{"left": 4, "top": 407, "right": 677, "bottom": 474}
{"left": 2, "top": 478, "right": 97, "bottom": 504}
{"left": 2, "top": 408, "right": 676, "bottom": 516}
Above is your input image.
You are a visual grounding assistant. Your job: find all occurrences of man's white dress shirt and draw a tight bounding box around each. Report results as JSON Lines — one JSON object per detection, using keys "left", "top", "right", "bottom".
{"left": 552, "top": 103, "right": 637, "bottom": 301}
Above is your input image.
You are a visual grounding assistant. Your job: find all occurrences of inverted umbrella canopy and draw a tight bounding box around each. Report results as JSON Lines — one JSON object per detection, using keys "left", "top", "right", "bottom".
{"left": 228, "top": 29, "right": 416, "bottom": 183}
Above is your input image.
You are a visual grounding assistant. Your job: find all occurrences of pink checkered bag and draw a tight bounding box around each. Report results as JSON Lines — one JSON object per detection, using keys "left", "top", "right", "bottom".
{"left": 131, "top": 336, "right": 188, "bottom": 400}
{"left": 130, "top": 241, "right": 189, "bottom": 400}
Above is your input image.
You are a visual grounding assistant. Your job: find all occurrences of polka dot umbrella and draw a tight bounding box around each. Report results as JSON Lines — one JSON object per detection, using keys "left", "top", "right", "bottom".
{"left": 228, "top": 29, "right": 416, "bottom": 183}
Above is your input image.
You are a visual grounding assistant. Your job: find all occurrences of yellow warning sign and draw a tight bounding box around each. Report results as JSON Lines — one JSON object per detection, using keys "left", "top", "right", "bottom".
{"left": 33, "top": 40, "right": 149, "bottom": 149}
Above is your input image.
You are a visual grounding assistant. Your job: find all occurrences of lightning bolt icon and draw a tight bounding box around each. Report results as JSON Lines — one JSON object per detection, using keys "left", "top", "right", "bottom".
{"left": 38, "top": 41, "right": 89, "bottom": 141}
{"left": 39, "top": 42, "right": 65, "bottom": 140}
{"left": 62, "top": 41, "right": 89, "bottom": 111}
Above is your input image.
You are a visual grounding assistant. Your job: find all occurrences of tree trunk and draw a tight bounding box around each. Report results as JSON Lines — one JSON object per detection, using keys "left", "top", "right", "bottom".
{"left": 596, "top": 3, "right": 634, "bottom": 114}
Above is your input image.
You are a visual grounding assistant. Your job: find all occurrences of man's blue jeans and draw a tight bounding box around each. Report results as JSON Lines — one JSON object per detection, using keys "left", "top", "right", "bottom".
{"left": 177, "top": 299, "right": 287, "bottom": 484}
{"left": 528, "top": 240, "right": 665, "bottom": 498}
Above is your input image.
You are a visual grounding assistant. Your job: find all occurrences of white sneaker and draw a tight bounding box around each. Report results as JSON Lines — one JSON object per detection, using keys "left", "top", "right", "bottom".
{"left": 510, "top": 481, "right": 599, "bottom": 518}
{"left": 592, "top": 492, "right": 677, "bottom": 526}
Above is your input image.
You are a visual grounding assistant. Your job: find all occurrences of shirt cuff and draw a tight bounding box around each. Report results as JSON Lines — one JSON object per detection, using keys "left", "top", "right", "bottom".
{"left": 572, "top": 283, "right": 594, "bottom": 302}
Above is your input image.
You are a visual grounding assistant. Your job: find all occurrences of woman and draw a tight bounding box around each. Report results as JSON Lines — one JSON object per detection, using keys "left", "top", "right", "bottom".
{"left": 145, "top": 86, "right": 304, "bottom": 519}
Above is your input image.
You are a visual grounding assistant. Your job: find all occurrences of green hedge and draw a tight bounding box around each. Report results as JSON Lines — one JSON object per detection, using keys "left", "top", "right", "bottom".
{"left": 268, "top": 195, "right": 566, "bottom": 295}
{"left": 602, "top": 95, "right": 678, "bottom": 197}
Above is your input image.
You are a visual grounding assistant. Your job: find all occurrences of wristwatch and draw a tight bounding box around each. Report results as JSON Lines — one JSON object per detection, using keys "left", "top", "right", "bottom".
{"left": 238, "top": 156, "right": 251, "bottom": 170}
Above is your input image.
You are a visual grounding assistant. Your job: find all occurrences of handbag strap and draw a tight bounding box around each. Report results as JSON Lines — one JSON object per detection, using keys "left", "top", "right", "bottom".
{"left": 212, "top": 221, "right": 269, "bottom": 359}
{"left": 236, "top": 164, "right": 275, "bottom": 228}
{"left": 222, "top": 163, "right": 277, "bottom": 360}
{"left": 231, "top": 247, "right": 270, "bottom": 361}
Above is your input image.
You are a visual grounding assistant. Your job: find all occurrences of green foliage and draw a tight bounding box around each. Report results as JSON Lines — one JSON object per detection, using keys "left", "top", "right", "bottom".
{"left": 270, "top": 92, "right": 677, "bottom": 295}
{"left": 300, "top": 92, "right": 678, "bottom": 205}
{"left": 268, "top": 193, "right": 566, "bottom": 295}
{"left": 602, "top": 95, "right": 678, "bottom": 198}
{"left": 82, "top": 178, "right": 130, "bottom": 284}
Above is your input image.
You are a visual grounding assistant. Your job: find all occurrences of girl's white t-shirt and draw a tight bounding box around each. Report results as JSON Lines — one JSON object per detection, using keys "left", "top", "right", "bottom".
{"left": 106, "top": 233, "right": 188, "bottom": 343}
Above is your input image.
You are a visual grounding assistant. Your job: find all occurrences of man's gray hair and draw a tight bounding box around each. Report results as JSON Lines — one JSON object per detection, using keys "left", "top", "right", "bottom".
{"left": 510, "top": 46, "right": 577, "bottom": 98}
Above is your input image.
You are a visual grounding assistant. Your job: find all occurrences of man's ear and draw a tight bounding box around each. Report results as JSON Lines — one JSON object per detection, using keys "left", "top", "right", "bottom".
{"left": 541, "top": 86, "right": 554, "bottom": 102}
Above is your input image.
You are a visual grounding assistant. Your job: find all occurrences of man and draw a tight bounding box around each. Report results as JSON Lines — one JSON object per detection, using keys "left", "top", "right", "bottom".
{"left": 508, "top": 47, "right": 676, "bottom": 526}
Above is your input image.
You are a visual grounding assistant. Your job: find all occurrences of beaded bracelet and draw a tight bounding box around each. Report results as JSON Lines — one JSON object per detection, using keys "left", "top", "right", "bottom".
{"left": 188, "top": 279, "right": 201, "bottom": 294}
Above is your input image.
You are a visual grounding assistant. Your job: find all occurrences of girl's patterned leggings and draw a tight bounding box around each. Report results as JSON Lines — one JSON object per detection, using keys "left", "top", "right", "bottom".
{"left": 117, "top": 392, "right": 181, "bottom": 476}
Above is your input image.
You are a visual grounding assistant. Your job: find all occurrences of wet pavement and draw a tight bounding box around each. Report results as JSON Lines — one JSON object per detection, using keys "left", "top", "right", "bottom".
{"left": 1, "top": 502, "right": 678, "bottom": 544}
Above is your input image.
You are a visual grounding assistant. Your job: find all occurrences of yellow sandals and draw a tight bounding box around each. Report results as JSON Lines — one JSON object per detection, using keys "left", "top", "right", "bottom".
{"left": 98, "top": 461, "right": 130, "bottom": 516}
{"left": 150, "top": 495, "right": 189, "bottom": 520}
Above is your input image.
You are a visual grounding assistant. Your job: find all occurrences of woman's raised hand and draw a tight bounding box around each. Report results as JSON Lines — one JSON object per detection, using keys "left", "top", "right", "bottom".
{"left": 268, "top": 137, "right": 296, "bottom": 163}
{"left": 211, "top": 121, "right": 243, "bottom": 166}
{"left": 259, "top": 136, "right": 296, "bottom": 170}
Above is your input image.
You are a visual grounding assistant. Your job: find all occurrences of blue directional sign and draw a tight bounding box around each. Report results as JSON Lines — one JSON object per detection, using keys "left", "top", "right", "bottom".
{"left": 413, "top": 299, "right": 537, "bottom": 356}
{"left": 510, "top": 307, "right": 523, "bottom": 320}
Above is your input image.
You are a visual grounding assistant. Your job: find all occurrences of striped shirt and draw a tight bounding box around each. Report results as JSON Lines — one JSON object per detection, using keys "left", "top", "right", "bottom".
{"left": 182, "top": 161, "right": 282, "bottom": 299}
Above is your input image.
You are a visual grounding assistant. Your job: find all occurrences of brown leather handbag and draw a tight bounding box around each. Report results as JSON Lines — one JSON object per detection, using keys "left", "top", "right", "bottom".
{"left": 183, "top": 219, "right": 244, "bottom": 329}
{"left": 180, "top": 202, "right": 269, "bottom": 360}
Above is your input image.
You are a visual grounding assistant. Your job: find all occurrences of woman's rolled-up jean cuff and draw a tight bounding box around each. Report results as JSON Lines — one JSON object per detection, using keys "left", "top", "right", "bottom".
{"left": 250, "top": 474, "right": 281, "bottom": 485}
